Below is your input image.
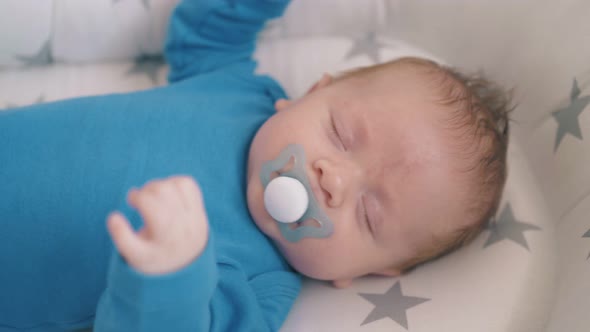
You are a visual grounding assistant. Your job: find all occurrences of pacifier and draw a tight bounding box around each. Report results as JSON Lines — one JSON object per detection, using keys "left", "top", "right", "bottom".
{"left": 260, "top": 144, "right": 334, "bottom": 242}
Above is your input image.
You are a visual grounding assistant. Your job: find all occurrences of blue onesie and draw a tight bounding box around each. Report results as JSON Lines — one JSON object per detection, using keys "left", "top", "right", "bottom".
{"left": 0, "top": 0, "right": 302, "bottom": 331}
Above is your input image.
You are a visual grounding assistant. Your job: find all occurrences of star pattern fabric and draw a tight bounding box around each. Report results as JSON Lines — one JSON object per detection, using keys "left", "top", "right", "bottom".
{"left": 126, "top": 54, "right": 165, "bottom": 84}
{"left": 14, "top": 40, "right": 52, "bottom": 67}
{"left": 484, "top": 203, "right": 541, "bottom": 251}
{"left": 345, "top": 32, "right": 387, "bottom": 63}
{"left": 359, "top": 281, "right": 430, "bottom": 329}
{"left": 552, "top": 78, "right": 590, "bottom": 152}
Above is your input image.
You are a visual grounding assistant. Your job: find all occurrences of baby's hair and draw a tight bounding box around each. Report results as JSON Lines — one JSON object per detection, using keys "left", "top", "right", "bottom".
{"left": 334, "top": 57, "right": 514, "bottom": 272}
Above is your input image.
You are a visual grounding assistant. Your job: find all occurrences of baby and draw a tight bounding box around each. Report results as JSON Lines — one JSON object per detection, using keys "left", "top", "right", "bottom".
{"left": 248, "top": 56, "right": 512, "bottom": 286}
{"left": 0, "top": 0, "right": 511, "bottom": 331}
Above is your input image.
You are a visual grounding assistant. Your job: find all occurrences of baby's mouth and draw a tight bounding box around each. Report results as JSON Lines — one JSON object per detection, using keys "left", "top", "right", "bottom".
{"left": 272, "top": 158, "right": 323, "bottom": 230}
{"left": 260, "top": 143, "right": 334, "bottom": 242}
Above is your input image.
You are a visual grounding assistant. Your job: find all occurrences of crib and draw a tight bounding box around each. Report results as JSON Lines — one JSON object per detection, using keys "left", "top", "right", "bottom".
{"left": 1, "top": 1, "right": 588, "bottom": 331}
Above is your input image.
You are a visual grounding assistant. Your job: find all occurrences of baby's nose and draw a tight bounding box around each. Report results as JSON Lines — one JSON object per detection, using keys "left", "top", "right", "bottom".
{"left": 313, "top": 159, "right": 360, "bottom": 208}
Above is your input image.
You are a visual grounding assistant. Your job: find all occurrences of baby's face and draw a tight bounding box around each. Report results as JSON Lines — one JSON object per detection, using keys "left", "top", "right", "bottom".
{"left": 247, "top": 68, "right": 469, "bottom": 286}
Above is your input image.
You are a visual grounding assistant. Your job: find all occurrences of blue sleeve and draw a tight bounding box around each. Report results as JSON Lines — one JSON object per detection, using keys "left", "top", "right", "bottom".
{"left": 93, "top": 238, "right": 301, "bottom": 332}
{"left": 93, "top": 237, "right": 218, "bottom": 331}
{"left": 164, "top": 0, "right": 291, "bottom": 83}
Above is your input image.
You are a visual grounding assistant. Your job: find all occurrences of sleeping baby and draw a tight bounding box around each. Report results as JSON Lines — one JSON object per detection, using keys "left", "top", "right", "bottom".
{"left": 0, "top": 0, "right": 512, "bottom": 331}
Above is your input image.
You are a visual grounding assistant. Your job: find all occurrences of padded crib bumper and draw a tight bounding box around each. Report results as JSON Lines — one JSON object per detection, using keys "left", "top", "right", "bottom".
{"left": 0, "top": 0, "right": 386, "bottom": 67}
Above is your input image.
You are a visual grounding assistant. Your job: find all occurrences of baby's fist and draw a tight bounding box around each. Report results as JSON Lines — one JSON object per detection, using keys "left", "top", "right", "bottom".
{"left": 107, "top": 176, "right": 209, "bottom": 275}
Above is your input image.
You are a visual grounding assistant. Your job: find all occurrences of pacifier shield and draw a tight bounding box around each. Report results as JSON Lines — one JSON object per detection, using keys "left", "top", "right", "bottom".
{"left": 260, "top": 144, "right": 334, "bottom": 242}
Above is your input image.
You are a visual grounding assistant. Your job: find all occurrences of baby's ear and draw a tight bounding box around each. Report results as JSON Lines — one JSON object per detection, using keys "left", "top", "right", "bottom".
{"left": 305, "top": 73, "right": 333, "bottom": 95}
{"left": 274, "top": 99, "right": 291, "bottom": 112}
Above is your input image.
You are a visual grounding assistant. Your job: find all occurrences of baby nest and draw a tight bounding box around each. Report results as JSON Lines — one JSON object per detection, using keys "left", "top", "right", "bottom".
{"left": 1, "top": 1, "right": 588, "bottom": 331}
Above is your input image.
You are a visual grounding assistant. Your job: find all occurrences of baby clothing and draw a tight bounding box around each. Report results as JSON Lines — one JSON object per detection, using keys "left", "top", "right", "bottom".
{"left": 0, "top": 0, "right": 301, "bottom": 331}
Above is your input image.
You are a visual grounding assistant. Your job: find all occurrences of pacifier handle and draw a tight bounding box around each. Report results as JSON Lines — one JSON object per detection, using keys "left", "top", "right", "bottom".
{"left": 263, "top": 176, "right": 309, "bottom": 223}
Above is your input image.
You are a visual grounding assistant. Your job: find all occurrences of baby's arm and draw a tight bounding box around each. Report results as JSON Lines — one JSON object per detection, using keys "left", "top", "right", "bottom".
{"left": 93, "top": 176, "right": 300, "bottom": 331}
{"left": 165, "top": 0, "right": 291, "bottom": 83}
{"left": 94, "top": 176, "right": 215, "bottom": 331}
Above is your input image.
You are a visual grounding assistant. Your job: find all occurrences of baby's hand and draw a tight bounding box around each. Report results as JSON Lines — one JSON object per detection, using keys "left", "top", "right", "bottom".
{"left": 106, "top": 176, "right": 209, "bottom": 275}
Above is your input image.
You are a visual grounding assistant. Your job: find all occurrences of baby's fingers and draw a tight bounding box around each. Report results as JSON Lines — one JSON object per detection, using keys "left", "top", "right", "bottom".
{"left": 107, "top": 212, "right": 149, "bottom": 264}
{"left": 170, "top": 176, "right": 204, "bottom": 211}
{"left": 126, "top": 187, "right": 171, "bottom": 235}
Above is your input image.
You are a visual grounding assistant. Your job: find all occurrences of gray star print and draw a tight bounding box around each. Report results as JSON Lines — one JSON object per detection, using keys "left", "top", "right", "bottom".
{"left": 14, "top": 40, "right": 52, "bottom": 67}
{"left": 359, "top": 281, "right": 430, "bottom": 329}
{"left": 552, "top": 78, "right": 590, "bottom": 152}
{"left": 345, "top": 32, "right": 387, "bottom": 63}
{"left": 126, "top": 54, "right": 165, "bottom": 84}
{"left": 484, "top": 203, "right": 541, "bottom": 251}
